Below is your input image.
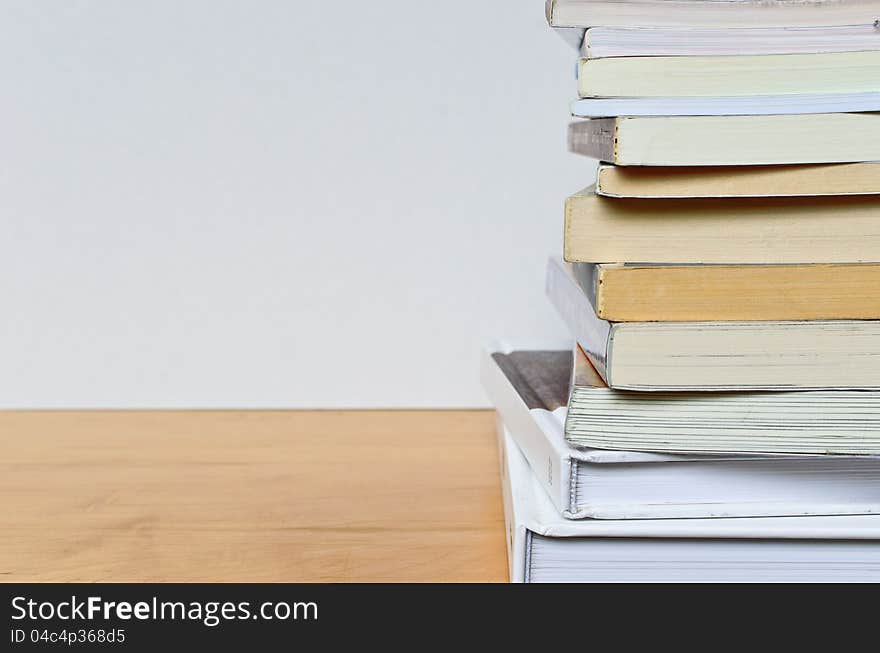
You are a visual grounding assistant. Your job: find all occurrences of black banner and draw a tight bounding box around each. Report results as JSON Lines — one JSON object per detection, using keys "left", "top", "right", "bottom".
{"left": 1, "top": 584, "right": 874, "bottom": 649}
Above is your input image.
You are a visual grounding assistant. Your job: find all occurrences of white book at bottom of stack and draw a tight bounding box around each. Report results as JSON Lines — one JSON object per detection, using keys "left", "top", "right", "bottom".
{"left": 498, "top": 424, "right": 880, "bottom": 583}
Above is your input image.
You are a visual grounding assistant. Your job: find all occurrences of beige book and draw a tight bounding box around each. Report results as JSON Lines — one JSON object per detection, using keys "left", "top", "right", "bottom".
{"left": 569, "top": 114, "right": 880, "bottom": 166}
{"left": 575, "top": 262, "right": 880, "bottom": 321}
{"left": 564, "top": 187, "right": 880, "bottom": 264}
{"left": 578, "top": 51, "right": 880, "bottom": 98}
{"left": 595, "top": 163, "right": 880, "bottom": 199}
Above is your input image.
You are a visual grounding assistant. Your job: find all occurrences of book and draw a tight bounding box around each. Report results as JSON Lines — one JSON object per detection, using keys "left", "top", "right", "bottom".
{"left": 546, "top": 0, "right": 878, "bottom": 30}
{"left": 483, "top": 345, "right": 880, "bottom": 515}
{"left": 546, "top": 257, "right": 880, "bottom": 393}
{"left": 577, "top": 344, "right": 880, "bottom": 455}
{"left": 581, "top": 24, "right": 880, "bottom": 58}
{"left": 563, "top": 187, "right": 880, "bottom": 264}
{"left": 499, "top": 422, "right": 880, "bottom": 582}
{"left": 578, "top": 51, "right": 880, "bottom": 98}
{"left": 571, "top": 92, "right": 880, "bottom": 118}
{"left": 594, "top": 162, "right": 880, "bottom": 198}
{"left": 573, "top": 262, "right": 880, "bottom": 321}
{"left": 568, "top": 114, "right": 880, "bottom": 166}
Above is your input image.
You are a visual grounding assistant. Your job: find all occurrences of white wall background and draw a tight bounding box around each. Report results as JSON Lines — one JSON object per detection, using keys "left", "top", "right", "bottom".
{"left": 0, "top": 1, "right": 589, "bottom": 408}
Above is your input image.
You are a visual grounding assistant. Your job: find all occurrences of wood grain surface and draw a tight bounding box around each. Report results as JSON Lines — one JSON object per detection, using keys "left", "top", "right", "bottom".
{"left": 0, "top": 410, "right": 507, "bottom": 582}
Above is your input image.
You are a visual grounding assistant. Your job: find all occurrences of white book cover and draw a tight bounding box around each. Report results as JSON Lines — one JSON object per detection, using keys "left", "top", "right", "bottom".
{"left": 582, "top": 25, "right": 880, "bottom": 58}
{"left": 499, "top": 423, "right": 880, "bottom": 583}
{"left": 571, "top": 92, "right": 880, "bottom": 118}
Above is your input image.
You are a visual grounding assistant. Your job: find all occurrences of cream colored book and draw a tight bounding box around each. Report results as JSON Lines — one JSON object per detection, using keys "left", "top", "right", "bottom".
{"left": 574, "top": 262, "right": 880, "bottom": 322}
{"left": 547, "top": 0, "right": 879, "bottom": 29}
{"left": 569, "top": 114, "right": 880, "bottom": 166}
{"left": 578, "top": 51, "right": 880, "bottom": 98}
{"left": 564, "top": 187, "right": 880, "bottom": 264}
{"left": 546, "top": 257, "right": 880, "bottom": 393}
{"left": 595, "top": 163, "right": 880, "bottom": 198}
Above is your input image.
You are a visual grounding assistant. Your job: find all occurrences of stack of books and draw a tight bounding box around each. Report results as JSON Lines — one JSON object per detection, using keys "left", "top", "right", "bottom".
{"left": 482, "top": 0, "right": 880, "bottom": 582}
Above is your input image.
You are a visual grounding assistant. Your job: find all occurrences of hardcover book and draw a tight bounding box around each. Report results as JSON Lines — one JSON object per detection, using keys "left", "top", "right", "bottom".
{"left": 500, "top": 422, "right": 880, "bottom": 582}
{"left": 483, "top": 345, "right": 880, "bottom": 514}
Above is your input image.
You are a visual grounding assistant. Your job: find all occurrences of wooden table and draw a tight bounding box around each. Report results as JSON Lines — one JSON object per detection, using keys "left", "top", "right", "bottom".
{"left": 1, "top": 410, "right": 508, "bottom": 582}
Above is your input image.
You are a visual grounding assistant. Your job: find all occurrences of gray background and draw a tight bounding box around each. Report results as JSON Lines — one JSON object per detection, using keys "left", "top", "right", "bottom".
{"left": 1, "top": 1, "right": 588, "bottom": 408}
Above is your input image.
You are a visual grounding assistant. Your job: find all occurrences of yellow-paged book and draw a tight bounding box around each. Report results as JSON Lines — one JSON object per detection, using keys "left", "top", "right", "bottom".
{"left": 578, "top": 262, "right": 880, "bottom": 322}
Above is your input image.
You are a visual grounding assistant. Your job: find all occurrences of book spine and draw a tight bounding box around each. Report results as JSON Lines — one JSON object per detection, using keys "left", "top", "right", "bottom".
{"left": 530, "top": 410, "right": 577, "bottom": 516}
{"left": 568, "top": 119, "right": 616, "bottom": 162}
{"left": 594, "top": 163, "right": 617, "bottom": 197}
{"left": 580, "top": 28, "right": 593, "bottom": 58}
{"left": 545, "top": 258, "right": 611, "bottom": 383}
{"left": 570, "top": 262, "right": 603, "bottom": 318}
{"left": 481, "top": 350, "right": 573, "bottom": 515}
{"left": 496, "top": 418, "right": 528, "bottom": 583}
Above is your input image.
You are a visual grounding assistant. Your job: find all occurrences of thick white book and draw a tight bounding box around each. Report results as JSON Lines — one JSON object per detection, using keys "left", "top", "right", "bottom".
{"left": 546, "top": 0, "right": 878, "bottom": 29}
{"left": 499, "top": 424, "right": 880, "bottom": 583}
{"left": 483, "top": 344, "right": 880, "bottom": 518}
{"left": 571, "top": 92, "right": 880, "bottom": 118}
{"left": 581, "top": 24, "right": 880, "bottom": 58}
{"left": 546, "top": 256, "right": 880, "bottom": 397}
